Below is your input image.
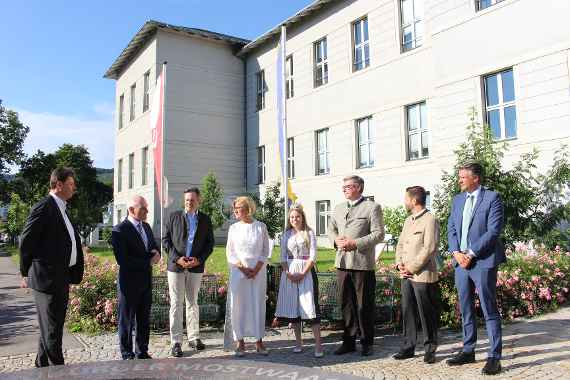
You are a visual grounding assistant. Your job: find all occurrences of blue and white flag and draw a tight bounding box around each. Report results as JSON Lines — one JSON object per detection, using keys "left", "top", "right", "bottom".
{"left": 276, "top": 25, "right": 297, "bottom": 205}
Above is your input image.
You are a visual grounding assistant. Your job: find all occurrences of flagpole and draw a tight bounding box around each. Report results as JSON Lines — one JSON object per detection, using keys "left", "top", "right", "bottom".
{"left": 281, "top": 25, "right": 288, "bottom": 232}
{"left": 160, "top": 61, "right": 167, "bottom": 246}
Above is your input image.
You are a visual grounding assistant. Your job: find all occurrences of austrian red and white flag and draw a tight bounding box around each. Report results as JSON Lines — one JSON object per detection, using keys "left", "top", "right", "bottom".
{"left": 150, "top": 68, "right": 164, "bottom": 205}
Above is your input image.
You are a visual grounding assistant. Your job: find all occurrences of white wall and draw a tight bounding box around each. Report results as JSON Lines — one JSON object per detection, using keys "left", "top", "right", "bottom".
{"left": 245, "top": 0, "right": 570, "bottom": 246}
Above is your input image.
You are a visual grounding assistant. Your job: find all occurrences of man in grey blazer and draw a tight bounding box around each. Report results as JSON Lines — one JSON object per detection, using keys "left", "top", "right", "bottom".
{"left": 329, "top": 175, "right": 384, "bottom": 356}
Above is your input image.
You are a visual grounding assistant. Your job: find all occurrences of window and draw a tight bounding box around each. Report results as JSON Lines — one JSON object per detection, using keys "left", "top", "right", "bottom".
{"left": 483, "top": 68, "right": 517, "bottom": 140}
{"left": 97, "top": 228, "right": 104, "bottom": 241}
{"left": 129, "top": 83, "right": 136, "bottom": 121}
{"left": 141, "top": 146, "right": 149, "bottom": 186}
{"left": 128, "top": 153, "right": 134, "bottom": 189}
{"left": 352, "top": 17, "right": 370, "bottom": 71}
{"left": 118, "top": 94, "right": 124, "bottom": 129}
{"left": 425, "top": 191, "right": 432, "bottom": 210}
{"left": 117, "top": 159, "right": 123, "bottom": 192}
{"left": 143, "top": 71, "right": 150, "bottom": 112}
{"left": 363, "top": 195, "right": 375, "bottom": 202}
{"left": 256, "top": 70, "right": 266, "bottom": 111}
{"left": 476, "top": 0, "right": 504, "bottom": 11}
{"left": 257, "top": 146, "right": 265, "bottom": 184}
{"left": 400, "top": 0, "right": 424, "bottom": 52}
{"left": 356, "top": 116, "right": 375, "bottom": 168}
{"left": 287, "top": 137, "right": 295, "bottom": 179}
{"left": 405, "top": 101, "right": 429, "bottom": 160}
{"left": 316, "top": 200, "right": 331, "bottom": 236}
{"left": 313, "top": 38, "right": 328, "bottom": 87}
{"left": 316, "top": 128, "right": 330, "bottom": 175}
{"left": 117, "top": 209, "right": 122, "bottom": 223}
{"left": 286, "top": 55, "right": 294, "bottom": 99}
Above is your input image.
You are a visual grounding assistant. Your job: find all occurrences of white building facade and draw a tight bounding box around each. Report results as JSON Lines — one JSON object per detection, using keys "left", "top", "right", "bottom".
{"left": 106, "top": 0, "right": 570, "bottom": 245}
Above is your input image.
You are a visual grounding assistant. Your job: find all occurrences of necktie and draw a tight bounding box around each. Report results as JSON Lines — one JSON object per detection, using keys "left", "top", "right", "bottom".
{"left": 460, "top": 194, "right": 474, "bottom": 251}
{"left": 137, "top": 223, "right": 148, "bottom": 250}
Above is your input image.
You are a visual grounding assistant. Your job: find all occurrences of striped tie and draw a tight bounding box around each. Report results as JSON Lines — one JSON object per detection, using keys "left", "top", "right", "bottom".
{"left": 137, "top": 223, "right": 148, "bottom": 250}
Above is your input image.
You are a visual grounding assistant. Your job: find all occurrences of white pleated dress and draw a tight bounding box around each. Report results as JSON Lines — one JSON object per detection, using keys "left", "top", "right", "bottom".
{"left": 226, "top": 220, "right": 270, "bottom": 341}
{"left": 275, "top": 229, "right": 320, "bottom": 321}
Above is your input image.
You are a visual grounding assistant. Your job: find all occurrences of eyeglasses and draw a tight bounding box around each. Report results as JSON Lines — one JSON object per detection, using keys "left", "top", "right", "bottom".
{"left": 342, "top": 184, "right": 357, "bottom": 190}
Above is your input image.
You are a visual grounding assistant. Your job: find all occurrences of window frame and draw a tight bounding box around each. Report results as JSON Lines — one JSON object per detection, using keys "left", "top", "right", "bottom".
{"left": 141, "top": 146, "right": 149, "bottom": 186}
{"left": 405, "top": 101, "right": 429, "bottom": 161}
{"left": 352, "top": 17, "right": 370, "bottom": 72}
{"left": 482, "top": 68, "right": 517, "bottom": 140}
{"left": 287, "top": 137, "right": 295, "bottom": 179}
{"left": 118, "top": 94, "right": 124, "bottom": 130}
{"left": 313, "top": 37, "right": 329, "bottom": 88}
{"left": 128, "top": 153, "right": 135, "bottom": 189}
{"left": 476, "top": 0, "right": 505, "bottom": 11}
{"left": 356, "top": 116, "right": 375, "bottom": 169}
{"left": 117, "top": 158, "right": 123, "bottom": 193}
{"left": 256, "top": 70, "right": 266, "bottom": 111}
{"left": 257, "top": 145, "right": 266, "bottom": 184}
{"left": 315, "top": 128, "right": 330, "bottom": 175}
{"left": 400, "top": 0, "right": 424, "bottom": 52}
{"left": 143, "top": 71, "right": 150, "bottom": 112}
{"left": 286, "top": 55, "right": 294, "bottom": 99}
{"left": 316, "top": 200, "right": 331, "bottom": 236}
{"left": 129, "top": 83, "right": 136, "bottom": 122}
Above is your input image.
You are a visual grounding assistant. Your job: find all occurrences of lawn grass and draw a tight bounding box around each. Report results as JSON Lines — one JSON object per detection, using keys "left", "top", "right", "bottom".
{"left": 7, "top": 244, "right": 395, "bottom": 275}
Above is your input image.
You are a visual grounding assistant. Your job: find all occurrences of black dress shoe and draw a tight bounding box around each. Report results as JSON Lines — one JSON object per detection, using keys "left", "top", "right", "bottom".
{"left": 122, "top": 353, "right": 135, "bottom": 360}
{"left": 190, "top": 339, "right": 205, "bottom": 351}
{"left": 334, "top": 344, "right": 356, "bottom": 355}
{"left": 482, "top": 358, "right": 501, "bottom": 375}
{"left": 361, "top": 345, "right": 373, "bottom": 357}
{"left": 171, "top": 343, "right": 183, "bottom": 358}
{"left": 423, "top": 351, "right": 436, "bottom": 364}
{"left": 447, "top": 351, "right": 475, "bottom": 366}
{"left": 393, "top": 350, "right": 414, "bottom": 360}
{"left": 136, "top": 352, "right": 152, "bottom": 359}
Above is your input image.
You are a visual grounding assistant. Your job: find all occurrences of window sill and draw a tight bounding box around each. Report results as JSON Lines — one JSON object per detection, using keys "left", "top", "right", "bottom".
{"left": 399, "top": 45, "right": 426, "bottom": 58}
{"left": 493, "top": 136, "right": 517, "bottom": 143}
{"left": 406, "top": 156, "right": 430, "bottom": 162}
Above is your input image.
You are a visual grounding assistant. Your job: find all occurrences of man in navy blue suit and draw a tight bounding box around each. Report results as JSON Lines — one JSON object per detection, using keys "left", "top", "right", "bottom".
{"left": 112, "top": 195, "right": 160, "bottom": 360}
{"left": 446, "top": 162, "right": 505, "bottom": 375}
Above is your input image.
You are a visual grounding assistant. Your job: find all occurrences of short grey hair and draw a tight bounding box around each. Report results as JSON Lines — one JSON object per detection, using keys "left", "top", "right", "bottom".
{"left": 128, "top": 195, "right": 148, "bottom": 209}
{"left": 343, "top": 175, "right": 364, "bottom": 193}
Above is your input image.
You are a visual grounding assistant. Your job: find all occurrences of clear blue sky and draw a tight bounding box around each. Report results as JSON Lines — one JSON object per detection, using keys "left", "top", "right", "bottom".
{"left": 1, "top": 0, "right": 312, "bottom": 169}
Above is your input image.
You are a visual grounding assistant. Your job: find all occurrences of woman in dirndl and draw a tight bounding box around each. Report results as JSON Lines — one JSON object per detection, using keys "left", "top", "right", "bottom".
{"left": 274, "top": 204, "right": 324, "bottom": 357}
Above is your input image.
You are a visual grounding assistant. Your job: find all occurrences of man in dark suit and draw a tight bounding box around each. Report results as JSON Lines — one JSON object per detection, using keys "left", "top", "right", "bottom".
{"left": 162, "top": 187, "right": 214, "bottom": 357}
{"left": 112, "top": 195, "right": 160, "bottom": 360}
{"left": 20, "top": 167, "right": 85, "bottom": 367}
{"left": 446, "top": 162, "right": 505, "bottom": 375}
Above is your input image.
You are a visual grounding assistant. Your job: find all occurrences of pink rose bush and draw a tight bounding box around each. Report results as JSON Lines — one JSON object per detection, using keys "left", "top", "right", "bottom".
{"left": 67, "top": 252, "right": 119, "bottom": 333}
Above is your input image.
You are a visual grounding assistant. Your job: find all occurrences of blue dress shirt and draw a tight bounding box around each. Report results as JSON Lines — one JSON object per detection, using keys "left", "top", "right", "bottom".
{"left": 186, "top": 211, "right": 198, "bottom": 257}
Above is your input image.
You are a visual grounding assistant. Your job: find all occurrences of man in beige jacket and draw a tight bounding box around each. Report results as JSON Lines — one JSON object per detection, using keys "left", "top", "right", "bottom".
{"left": 393, "top": 186, "right": 440, "bottom": 364}
{"left": 329, "top": 175, "right": 384, "bottom": 356}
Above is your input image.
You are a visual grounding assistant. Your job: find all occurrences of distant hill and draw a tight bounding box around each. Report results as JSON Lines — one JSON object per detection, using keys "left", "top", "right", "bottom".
{"left": 96, "top": 168, "right": 113, "bottom": 187}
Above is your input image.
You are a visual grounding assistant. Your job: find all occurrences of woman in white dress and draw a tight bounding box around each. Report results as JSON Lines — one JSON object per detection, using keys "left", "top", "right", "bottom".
{"left": 274, "top": 205, "right": 324, "bottom": 357}
{"left": 226, "top": 196, "right": 270, "bottom": 356}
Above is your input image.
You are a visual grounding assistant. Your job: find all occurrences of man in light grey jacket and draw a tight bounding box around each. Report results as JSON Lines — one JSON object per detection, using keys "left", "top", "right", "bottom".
{"left": 329, "top": 175, "right": 384, "bottom": 356}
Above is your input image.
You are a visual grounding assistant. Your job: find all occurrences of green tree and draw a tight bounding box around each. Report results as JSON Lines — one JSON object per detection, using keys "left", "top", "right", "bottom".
{"left": 13, "top": 144, "right": 113, "bottom": 242}
{"left": 251, "top": 182, "right": 285, "bottom": 239}
{"left": 433, "top": 108, "right": 570, "bottom": 250}
{"left": 54, "top": 144, "right": 113, "bottom": 241}
{"left": 383, "top": 206, "right": 408, "bottom": 244}
{"left": 199, "top": 171, "right": 226, "bottom": 230}
{"left": 6, "top": 193, "right": 29, "bottom": 242}
{"left": 0, "top": 100, "right": 30, "bottom": 202}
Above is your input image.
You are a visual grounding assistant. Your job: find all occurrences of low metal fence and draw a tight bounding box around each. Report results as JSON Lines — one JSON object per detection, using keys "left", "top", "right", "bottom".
{"left": 150, "top": 264, "right": 399, "bottom": 330}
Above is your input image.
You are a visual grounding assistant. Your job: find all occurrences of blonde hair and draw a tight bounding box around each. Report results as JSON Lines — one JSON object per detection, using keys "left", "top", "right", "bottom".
{"left": 232, "top": 196, "right": 256, "bottom": 218}
{"left": 286, "top": 204, "right": 313, "bottom": 249}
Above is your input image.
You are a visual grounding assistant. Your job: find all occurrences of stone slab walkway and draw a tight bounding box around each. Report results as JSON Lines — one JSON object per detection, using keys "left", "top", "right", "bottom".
{"left": 1, "top": 248, "right": 569, "bottom": 379}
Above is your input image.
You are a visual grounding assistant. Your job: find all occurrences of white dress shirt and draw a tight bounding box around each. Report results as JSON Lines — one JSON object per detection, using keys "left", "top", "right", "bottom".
{"left": 465, "top": 186, "right": 481, "bottom": 258}
{"left": 128, "top": 215, "right": 148, "bottom": 250}
{"left": 50, "top": 193, "right": 77, "bottom": 267}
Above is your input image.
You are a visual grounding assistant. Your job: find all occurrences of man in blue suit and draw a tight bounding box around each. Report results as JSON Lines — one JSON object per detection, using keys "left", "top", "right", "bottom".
{"left": 446, "top": 162, "right": 505, "bottom": 375}
{"left": 112, "top": 195, "right": 161, "bottom": 360}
